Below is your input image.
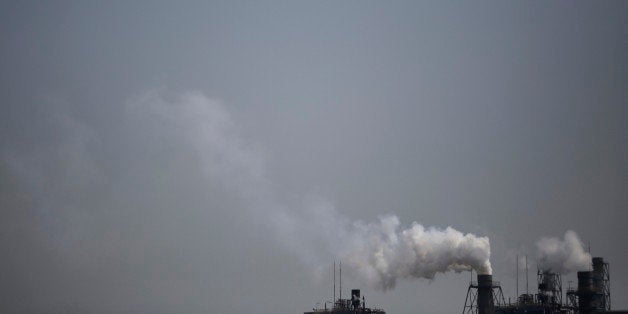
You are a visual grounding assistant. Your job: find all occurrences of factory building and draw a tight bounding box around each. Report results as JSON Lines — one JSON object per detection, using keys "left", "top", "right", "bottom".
{"left": 305, "top": 262, "right": 386, "bottom": 314}
{"left": 463, "top": 257, "right": 626, "bottom": 314}
{"left": 304, "top": 289, "right": 386, "bottom": 314}
{"left": 304, "top": 256, "right": 624, "bottom": 314}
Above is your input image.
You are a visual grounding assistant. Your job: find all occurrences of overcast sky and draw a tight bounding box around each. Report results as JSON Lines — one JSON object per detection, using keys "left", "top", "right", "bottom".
{"left": 1, "top": 1, "right": 626, "bottom": 313}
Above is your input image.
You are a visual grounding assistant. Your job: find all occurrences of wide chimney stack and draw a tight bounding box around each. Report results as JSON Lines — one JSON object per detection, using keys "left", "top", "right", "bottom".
{"left": 477, "top": 274, "right": 494, "bottom": 314}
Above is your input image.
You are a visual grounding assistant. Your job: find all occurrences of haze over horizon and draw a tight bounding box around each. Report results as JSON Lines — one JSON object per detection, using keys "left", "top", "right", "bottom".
{"left": 1, "top": 1, "right": 626, "bottom": 313}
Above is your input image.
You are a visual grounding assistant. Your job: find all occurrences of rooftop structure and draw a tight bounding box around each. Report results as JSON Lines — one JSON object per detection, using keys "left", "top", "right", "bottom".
{"left": 305, "top": 262, "right": 385, "bottom": 314}
{"left": 304, "top": 289, "right": 386, "bottom": 314}
{"left": 461, "top": 256, "right": 624, "bottom": 314}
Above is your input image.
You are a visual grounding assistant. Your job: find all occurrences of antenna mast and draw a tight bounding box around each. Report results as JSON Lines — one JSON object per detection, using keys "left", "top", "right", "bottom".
{"left": 339, "top": 261, "right": 342, "bottom": 301}
{"left": 516, "top": 254, "right": 519, "bottom": 299}
{"left": 333, "top": 261, "right": 336, "bottom": 303}
{"left": 589, "top": 243, "right": 592, "bottom": 271}
{"left": 525, "top": 255, "right": 529, "bottom": 295}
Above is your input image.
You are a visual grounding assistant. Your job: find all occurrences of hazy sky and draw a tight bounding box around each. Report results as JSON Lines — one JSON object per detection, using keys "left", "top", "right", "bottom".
{"left": 1, "top": 1, "right": 626, "bottom": 313}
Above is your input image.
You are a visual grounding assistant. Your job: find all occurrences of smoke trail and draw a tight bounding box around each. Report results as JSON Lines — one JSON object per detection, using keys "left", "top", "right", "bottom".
{"left": 536, "top": 230, "right": 591, "bottom": 274}
{"left": 127, "top": 90, "right": 493, "bottom": 290}
{"left": 345, "top": 215, "right": 492, "bottom": 290}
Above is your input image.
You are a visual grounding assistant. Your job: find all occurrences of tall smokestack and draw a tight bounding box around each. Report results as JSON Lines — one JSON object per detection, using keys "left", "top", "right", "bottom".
{"left": 591, "top": 257, "right": 608, "bottom": 311}
{"left": 592, "top": 257, "right": 604, "bottom": 293}
{"left": 577, "top": 271, "right": 594, "bottom": 313}
{"left": 578, "top": 257, "right": 609, "bottom": 313}
{"left": 477, "top": 274, "right": 494, "bottom": 314}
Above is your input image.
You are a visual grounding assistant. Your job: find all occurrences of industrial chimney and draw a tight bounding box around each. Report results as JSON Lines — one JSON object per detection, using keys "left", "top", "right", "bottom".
{"left": 577, "top": 271, "right": 594, "bottom": 313}
{"left": 477, "top": 274, "right": 494, "bottom": 314}
{"left": 463, "top": 273, "right": 505, "bottom": 314}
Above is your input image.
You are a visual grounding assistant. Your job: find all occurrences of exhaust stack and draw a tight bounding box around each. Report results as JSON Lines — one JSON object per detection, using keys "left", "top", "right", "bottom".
{"left": 577, "top": 257, "right": 611, "bottom": 313}
{"left": 477, "top": 274, "right": 494, "bottom": 314}
{"left": 463, "top": 273, "right": 503, "bottom": 314}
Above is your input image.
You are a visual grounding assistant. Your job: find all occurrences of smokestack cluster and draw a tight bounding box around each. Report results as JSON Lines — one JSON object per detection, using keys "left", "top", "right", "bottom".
{"left": 347, "top": 215, "right": 492, "bottom": 290}
{"left": 536, "top": 230, "right": 591, "bottom": 274}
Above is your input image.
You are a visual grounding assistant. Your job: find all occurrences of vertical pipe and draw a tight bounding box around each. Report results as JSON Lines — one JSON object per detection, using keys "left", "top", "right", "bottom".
{"left": 478, "top": 274, "right": 494, "bottom": 314}
{"left": 516, "top": 254, "right": 519, "bottom": 300}
{"left": 578, "top": 271, "right": 594, "bottom": 313}
{"left": 592, "top": 257, "right": 605, "bottom": 311}
{"left": 526, "top": 255, "right": 529, "bottom": 296}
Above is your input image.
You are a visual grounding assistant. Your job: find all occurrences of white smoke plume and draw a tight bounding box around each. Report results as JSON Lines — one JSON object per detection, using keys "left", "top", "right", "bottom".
{"left": 129, "top": 90, "right": 493, "bottom": 290}
{"left": 346, "top": 215, "right": 492, "bottom": 290}
{"left": 536, "top": 230, "right": 591, "bottom": 274}
{"left": 22, "top": 90, "right": 488, "bottom": 292}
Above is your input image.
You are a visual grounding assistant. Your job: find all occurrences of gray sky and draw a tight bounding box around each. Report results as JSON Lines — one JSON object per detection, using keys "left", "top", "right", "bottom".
{"left": 1, "top": 1, "right": 626, "bottom": 313}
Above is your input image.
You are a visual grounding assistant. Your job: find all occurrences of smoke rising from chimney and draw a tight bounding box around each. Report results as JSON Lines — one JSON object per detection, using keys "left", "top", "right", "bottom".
{"left": 536, "top": 230, "right": 591, "bottom": 274}
{"left": 122, "top": 91, "right": 495, "bottom": 290}
{"left": 346, "top": 215, "right": 492, "bottom": 290}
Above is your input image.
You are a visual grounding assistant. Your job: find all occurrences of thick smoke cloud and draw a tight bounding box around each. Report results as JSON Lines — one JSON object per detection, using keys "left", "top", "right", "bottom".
{"left": 536, "top": 230, "right": 591, "bottom": 274}
{"left": 347, "top": 215, "right": 492, "bottom": 290}
{"left": 273, "top": 205, "right": 493, "bottom": 290}
{"left": 127, "top": 91, "right": 494, "bottom": 290}
{"left": 2, "top": 90, "right": 492, "bottom": 297}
